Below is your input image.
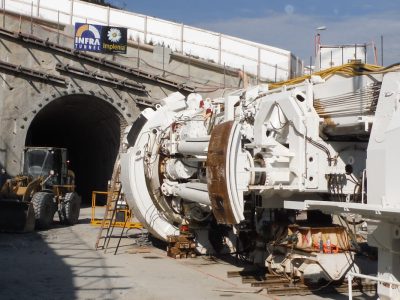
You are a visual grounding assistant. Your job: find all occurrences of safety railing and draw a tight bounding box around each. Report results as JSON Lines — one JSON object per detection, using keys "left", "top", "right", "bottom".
{"left": 91, "top": 191, "right": 141, "bottom": 229}
{"left": 1, "top": 0, "right": 303, "bottom": 81}
{"left": 347, "top": 272, "right": 400, "bottom": 300}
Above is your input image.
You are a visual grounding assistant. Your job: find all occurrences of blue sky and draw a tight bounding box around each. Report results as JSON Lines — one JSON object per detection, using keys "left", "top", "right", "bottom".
{"left": 109, "top": 1, "right": 400, "bottom": 65}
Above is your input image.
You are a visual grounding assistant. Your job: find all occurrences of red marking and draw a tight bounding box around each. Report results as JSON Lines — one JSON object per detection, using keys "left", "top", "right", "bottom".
{"left": 180, "top": 225, "right": 189, "bottom": 232}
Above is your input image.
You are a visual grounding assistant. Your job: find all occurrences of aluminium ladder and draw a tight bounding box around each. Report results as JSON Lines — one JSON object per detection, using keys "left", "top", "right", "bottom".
{"left": 94, "top": 164, "right": 122, "bottom": 252}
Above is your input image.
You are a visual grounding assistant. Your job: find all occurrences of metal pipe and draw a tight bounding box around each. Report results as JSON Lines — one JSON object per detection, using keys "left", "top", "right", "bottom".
{"left": 2, "top": 0, "right": 5, "bottom": 28}
{"left": 242, "top": 64, "right": 245, "bottom": 87}
{"left": 107, "top": 5, "right": 110, "bottom": 25}
{"left": 223, "top": 62, "right": 226, "bottom": 88}
{"left": 364, "top": 43, "right": 367, "bottom": 63}
{"left": 144, "top": 15, "right": 147, "bottom": 43}
{"left": 257, "top": 47, "right": 260, "bottom": 84}
{"left": 361, "top": 169, "right": 366, "bottom": 204}
{"left": 347, "top": 272, "right": 400, "bottom": 300}
{"left": 162, "top": 46, "right": 165, "bottom": 77}
{"left": 319, "top": 48, "right": 322, "bottom": 70}
{"left": 348, "top": 274, "right": 352, "bottom": 300}
{"left": 218, "top": 33, "right": 221, "bottom": 64}
{"left": 70, "top": 0, "right": 73, "bottom": 25}
{"left": 137, "top": 39, "right": 140, "bottom": 68}
{"left": 57, "top": 10, "right": 60, "bottom": 44}
{"left": 381, "top": 35, "right": 384, "bottom": 66}
{"left": 180, "top": 23, "right": 184, "bottom": 53}
{"left": 188, "top": 51, "right": 191, "bottom": 80}
{"left": 173, "top": 183, "right": 211, "bottom": 206}
{"left": 30, "top": 1, "right": 33, "bottom": 34}
{"left": 341, "top": 46, "right": 344, "bottom": 65}
{"left": 177, "top": 137, "right": 210, "bottom": 156}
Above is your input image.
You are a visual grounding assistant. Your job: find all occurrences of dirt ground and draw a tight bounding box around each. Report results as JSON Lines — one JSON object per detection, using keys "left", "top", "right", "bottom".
{"left": 0, "top": 207, "right": 376, "bottom": 300}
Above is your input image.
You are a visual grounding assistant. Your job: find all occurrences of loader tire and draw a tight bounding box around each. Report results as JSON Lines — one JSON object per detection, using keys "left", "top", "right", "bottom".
{"left": 32, "top": 192, "right": 56, "bottom": 229}
{"left": 62, "top": 192, "right": 81, "bottom": 225}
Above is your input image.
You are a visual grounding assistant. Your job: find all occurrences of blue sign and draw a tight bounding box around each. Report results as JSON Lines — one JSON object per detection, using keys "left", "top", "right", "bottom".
{"left": 74, "top": 23, "right": 127, "bottom": 54}
{"left": 74, "top": 23, "right": 102, "bottom": 52}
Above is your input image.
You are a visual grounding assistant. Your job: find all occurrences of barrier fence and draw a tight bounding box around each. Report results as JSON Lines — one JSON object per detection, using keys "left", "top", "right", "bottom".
{"left": 1, "top": 0, "right": 303, "bottom": 81}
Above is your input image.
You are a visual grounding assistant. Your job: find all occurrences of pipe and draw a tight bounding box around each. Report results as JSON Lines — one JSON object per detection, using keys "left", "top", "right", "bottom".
{"left": 177, "top": 137, "right": 210, "bottom": 155}
{"left": 347, "top": 272, "right": 400, "bottom": 300}
{"left": 173, "top": 182, "right": 211, "bottom": 206}
{"left": 361, "top": 169, "right": 366, "bottom": 204}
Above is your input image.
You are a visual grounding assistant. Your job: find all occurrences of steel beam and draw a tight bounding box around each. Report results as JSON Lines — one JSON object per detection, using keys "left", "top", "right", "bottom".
{"left": 0, "top": 27, "right": 196, "bottom": 93}
{"left": 0, "top": 59, "right": 66, "bottom": 85}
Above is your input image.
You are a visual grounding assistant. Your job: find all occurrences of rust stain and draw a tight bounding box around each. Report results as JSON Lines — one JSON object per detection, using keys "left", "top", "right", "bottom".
{"left": 206, "top": 121, "right": 237, "bottom": 224}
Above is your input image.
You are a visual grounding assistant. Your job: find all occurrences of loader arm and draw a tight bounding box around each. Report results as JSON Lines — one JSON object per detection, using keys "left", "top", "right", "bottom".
{"left": 21, "top": 177, "right": 43, "bottom": 202}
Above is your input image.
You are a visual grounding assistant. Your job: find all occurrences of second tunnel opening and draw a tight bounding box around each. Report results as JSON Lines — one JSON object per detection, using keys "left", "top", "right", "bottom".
{"left": 25, "top": 94, "right": 124, "bottom": 205}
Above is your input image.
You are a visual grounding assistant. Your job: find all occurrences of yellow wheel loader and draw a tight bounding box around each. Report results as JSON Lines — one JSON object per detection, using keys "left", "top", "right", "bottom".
{"left": 0, "top": 147, "right": 81, "bottom": 232}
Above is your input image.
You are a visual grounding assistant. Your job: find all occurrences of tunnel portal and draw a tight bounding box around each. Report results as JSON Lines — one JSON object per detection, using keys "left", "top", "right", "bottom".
{"left": 25, "top": 94, "right": 124, "bottom": 204}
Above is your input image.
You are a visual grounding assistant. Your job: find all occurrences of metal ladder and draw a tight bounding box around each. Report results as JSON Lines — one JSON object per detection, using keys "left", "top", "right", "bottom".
{"left": 94, "top": 164, "right": 122, "bottom": 252}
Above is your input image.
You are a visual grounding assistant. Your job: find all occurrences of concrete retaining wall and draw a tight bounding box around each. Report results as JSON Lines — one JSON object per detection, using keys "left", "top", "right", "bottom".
{"left": 1, "top": 0, "right": 303, "bottom": 81}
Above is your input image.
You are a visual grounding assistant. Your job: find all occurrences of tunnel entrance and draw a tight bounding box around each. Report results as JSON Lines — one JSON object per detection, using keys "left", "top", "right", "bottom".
{"left": 25, "top": 94, "right": 124, "bottom": 205}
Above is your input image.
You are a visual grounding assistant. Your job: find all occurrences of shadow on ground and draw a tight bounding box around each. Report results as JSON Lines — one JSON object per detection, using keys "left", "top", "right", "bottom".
{"left": 0, "top": 231, "right": 75, "bottom": 300}
{"left": 0, "top": 224, "right": 131, "bottom": 300}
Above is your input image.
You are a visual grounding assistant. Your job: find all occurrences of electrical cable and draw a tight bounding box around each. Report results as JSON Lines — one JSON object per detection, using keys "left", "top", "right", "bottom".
{"left": 269, "top": 62, "right": 400, "bottom": 90}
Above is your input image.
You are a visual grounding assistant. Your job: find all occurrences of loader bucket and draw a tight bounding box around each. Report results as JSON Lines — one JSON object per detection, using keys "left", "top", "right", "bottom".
{"left": 0, "top": 200, "right": 35, "bottom": 232}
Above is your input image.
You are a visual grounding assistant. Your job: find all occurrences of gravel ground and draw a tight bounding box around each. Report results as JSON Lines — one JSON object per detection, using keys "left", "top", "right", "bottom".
{"left": 0, "top": 207, "right": 377, "bottom": 300}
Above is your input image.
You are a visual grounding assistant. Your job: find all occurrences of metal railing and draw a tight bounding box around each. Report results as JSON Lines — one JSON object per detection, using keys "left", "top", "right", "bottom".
{"left": 347, "top": 272, "right": 399, "bottom": 300}
{"left": 1, "top": 0, "right": 303, "bottom": 81}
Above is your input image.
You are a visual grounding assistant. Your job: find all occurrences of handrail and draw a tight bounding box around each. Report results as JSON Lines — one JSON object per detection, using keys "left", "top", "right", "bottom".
{"left": 0, "top": 0, "right": 302, "bottom": 80}
{"left": 347, "top": 272, "right": 399, "bottom": 300}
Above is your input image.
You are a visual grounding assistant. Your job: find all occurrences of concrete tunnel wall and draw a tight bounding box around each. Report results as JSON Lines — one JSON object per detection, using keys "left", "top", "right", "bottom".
{"left": 0, "top": 12, "right": 241, "bottom": 204}
{"left": 1, "top": 88, "right": 138, "bottom": 204}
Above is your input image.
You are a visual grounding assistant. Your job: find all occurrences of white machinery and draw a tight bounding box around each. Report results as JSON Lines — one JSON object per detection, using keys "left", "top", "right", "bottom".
{"left": 121, "top": 63, "right": 400, "bottom": 299}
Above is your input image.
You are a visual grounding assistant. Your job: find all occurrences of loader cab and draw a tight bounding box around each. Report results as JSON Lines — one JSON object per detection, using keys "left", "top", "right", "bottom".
{"left": 23, "top": 147, "right": 68, "bottom": 187}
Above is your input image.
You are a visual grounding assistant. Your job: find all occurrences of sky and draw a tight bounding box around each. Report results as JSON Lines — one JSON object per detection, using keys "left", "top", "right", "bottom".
{"left": 108, "top": 0, "right": 400, "bottom": 65}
